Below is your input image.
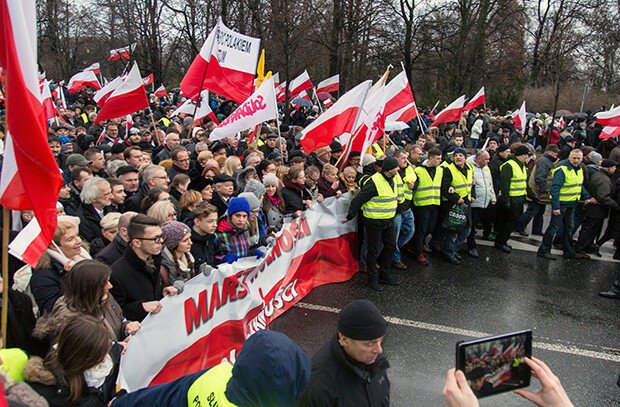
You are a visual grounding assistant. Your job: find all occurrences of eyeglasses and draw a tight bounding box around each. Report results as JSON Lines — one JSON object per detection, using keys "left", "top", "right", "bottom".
{"left": 168, "top": 212, "right": 177, "bottom": 217}
{"left": 153, "top": 176, "right": 169, "bottom": 180}
{"left": 137, "top": 235, "right": 163, "bottom": 243}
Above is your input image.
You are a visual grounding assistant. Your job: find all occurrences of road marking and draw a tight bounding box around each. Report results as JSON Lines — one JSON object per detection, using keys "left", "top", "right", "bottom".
{"left": 295, "top": 302, "right": 620, "bottom": 362}
{"left": 476, "top": 239, "right": 619, "bottom": 263}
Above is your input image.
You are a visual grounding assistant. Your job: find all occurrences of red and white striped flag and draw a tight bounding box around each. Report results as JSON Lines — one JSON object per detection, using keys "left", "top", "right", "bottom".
{"left": 41, "top": 79, "right": 57, "bottom": 120}
{"left": 599, "top": 126, "right": 620, "bottom": 141}
{"left": 108, "top": 43, "right": 136, "bottom": 61}
{"left": 67, "top": 70, "right": 101, "bottom": 93}
{"left": 595, "top": 106, "right": 620, "bottom": 127}
{"left": 94, "top": 62, "right": 149, "bottom": 124}
{"left": 432, "top": 95, "right": 466, "bottom": 126}
{"left": 316, "top": 74, "right": 339, "bottom": 94}
{"left": 84, "top": 62, "right": 101, "bottom": 75}
{"left": 94, "top": 76, "right": 123, "bottom": 107}
{"left": 142, "top": 73, "right": 154, "bottom": 86}
{"left": 512, "top": 100, "right": 527, "bottom": 129}
{"left": 275, "top": 81, "right": 287, "bottom": 102}
{"left": 464, "top": 86, "right": 485, "bottom": 111}
{"left": 171, "top": 90, "right": 218, "bottom": 124}
{"left": 180, "top": 18, "right": 261, "bottom": 103}
{"left": 0, "top": 0, "right": 63, "bottom": 266}
{"left": 154, "top": 84, "right": 168, "bottom": 98}
{"left": 383, "top": 71, "right": 417, "bottom": 124}
{"left": 288, "top": 70, "right": 313, "bottom": 98}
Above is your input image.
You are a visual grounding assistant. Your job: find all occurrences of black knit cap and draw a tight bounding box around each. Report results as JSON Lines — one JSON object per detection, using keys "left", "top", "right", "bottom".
{"left": 338, "top": 300, "right": 387, "bottom": 340}
{"left": 381, "top": 157, "right": 399, "bottom": 172}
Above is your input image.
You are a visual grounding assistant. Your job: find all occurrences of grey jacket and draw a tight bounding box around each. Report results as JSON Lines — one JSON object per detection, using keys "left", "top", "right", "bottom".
{"left": 528, "top": 153, "right": 556, "bottom": 200}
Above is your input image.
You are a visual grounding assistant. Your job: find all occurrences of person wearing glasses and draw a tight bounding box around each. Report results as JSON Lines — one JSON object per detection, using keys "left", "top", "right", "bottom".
{"left": 124, "top": 164, "right": 171, "bottom": 213}
{"left": 110, "top": 214, "right": 179, "bottom": 322}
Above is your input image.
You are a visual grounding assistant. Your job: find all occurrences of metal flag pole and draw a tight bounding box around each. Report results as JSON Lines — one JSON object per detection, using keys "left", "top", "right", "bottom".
{"left": 2, "top": 208, "right": 10, "bottom": 344}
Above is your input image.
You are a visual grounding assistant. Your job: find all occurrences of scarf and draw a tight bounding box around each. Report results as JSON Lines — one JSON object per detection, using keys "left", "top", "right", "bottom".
{"left": 266, "top": 193, "right": 282, "bottom": 207}
{"left": 284, "top": 179, "right": 305, "bottom": 192}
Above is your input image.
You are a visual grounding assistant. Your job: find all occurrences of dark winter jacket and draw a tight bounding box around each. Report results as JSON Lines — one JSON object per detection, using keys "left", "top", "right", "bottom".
{"left": 282, "top": 180, "right": 312, "bottom": 214}
{"left": 76, "top": 203, "right": 110, "bottom": 242}
{"left": 190, "top": 229, "right": 221, "bottom": 271}
{"left": 211, "top": 192, "right": 231, "bottom": 218}
{"left": 95, "top": 235, "right": 128, "bottom": 266}
{"left": 30, "top": 255, "right": 66, "bottom": 315}
{"left": 584, "top": 166, "right": 619, "bottom": 218}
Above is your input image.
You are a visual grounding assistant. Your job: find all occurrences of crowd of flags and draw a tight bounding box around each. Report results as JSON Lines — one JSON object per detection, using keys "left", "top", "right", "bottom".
{"left": 1, "top": 0, "right": 619, "bottom": 266}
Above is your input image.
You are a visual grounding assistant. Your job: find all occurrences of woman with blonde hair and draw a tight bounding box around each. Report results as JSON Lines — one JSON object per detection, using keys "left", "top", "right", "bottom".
{"left": 222, "top": 156, "right": 242, "bottom": 177}
{"left": 179, "top": 190, "right": 203, "bottom": 224}
{"left": 146, "top": 200, "right": 177, "bottom": 223}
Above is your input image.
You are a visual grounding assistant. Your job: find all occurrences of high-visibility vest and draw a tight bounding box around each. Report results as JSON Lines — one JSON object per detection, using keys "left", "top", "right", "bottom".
{"left": 413, "top": 166, "right": 443, "bottom": 206}
{"left": 553, "top": 165, "right": 584, "bottom": 202}
{"left": 446, "top": 162, "right": 473, "bottom": 200}
{"left": 257, "top": 138, "right": 265, "bottom": 147}
{"left": 362, "top": 172, "right": 398, "bottom": 219}
{"left": 80, "top": 112, "right": 89, "bottom": 124}
{"left": 186, "top": 363, "right": 236, "bottom": 407}
{"left": 159, "top": 117, "right": 171, "bottom": 127}
{"left": 499, "top": 159, "right": 527, "bottom": 197}
{"left": 395, "top": 165, "right": 417, "bottom": 201}
{"left": 372, "top": 143, "right": 385, "bottom": 158}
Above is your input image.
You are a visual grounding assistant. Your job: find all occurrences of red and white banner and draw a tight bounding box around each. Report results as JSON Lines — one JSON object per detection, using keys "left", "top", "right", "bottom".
{"left": 210, "top": 76, "right": 277, "bottom": 141}
{"left": 299, "top": 80, "right": 371, "bottom": 153}
{"left": 67, "top": 70, "right": 101, "bottom": 93}
{"left": 512, "top": 100, "right": 527, "bottom": 129}
{"left": 142, "top": 73, "right": 154, "bottom": 86}
{"left": 118, "top": 195, "right": 359, "bottom": 391}
{"left": 94, "top": 76, "right": 123, "bottom": 107}
{"left": 275, "top": 81, "right": 287, "bottom": 102}
{"left": 94, "top": 62, "right": 148, "bottom": 124}
{"left": 599, "top": 126, "right": 620, "bottom": 141}
{"left": 171, "top": 90, "right": 218, "bottom": 125}
{"left": 464, "top": 86, "right": 485, "bottom": 111}
{"left": 432, "top": 95, "right": 465, "bottom": 126}
{"left": 316, "top": 74, "right": 339, "bottom": 94}
{"left": 108, "top": 43, "right": 136, "bottom": 61}
{"left": 84, "top": 62, "right": 101, "bottom": 75}
{"left": 0, "top": 0, "right": 63, "bottom": 266}
{"left": 154, "top": 84, "right": 168, "bottom": 98}
{"left": 180, "top": 18, "right": 261, "bottom": 103}
{"left": 595, "top": 106, "right": 620, "bottom": 127}
{"left": 288, "top": 70, "right": 313, "bottom": 98}
{"left": 41, "top": 79, "right": 57, "bottom": 120}
{"left": 383, "top": 71, "right": 416, "bottom": 124}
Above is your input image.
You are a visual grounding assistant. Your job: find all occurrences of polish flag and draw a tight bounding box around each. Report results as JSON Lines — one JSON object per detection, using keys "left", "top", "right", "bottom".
{"left": 180, "top": 18, "right": 261, "bottom": 103}
{"left": 94, "top": 62, "right": 149, "bottom": 124}
{"left": 41, "top": 79, "right": 57, "bottom": 120}
{"left": 512, "top": 100, "right": 527, "bottom": 129}
{"left": 299, "top": 80, "right": 371, "bottom": 153}
{"left": 432, "top": 95, "right": 466, "bottom": 126}
{"left": 154, "top": 84, "right": 168, "bottom": 98}
{"left": 94, "top": 76, "right": 123, "bottom": 107}
{"left": 171, "top": 90, "right": 218, "bottom": 124}
{"left": 142, "top": 73, "right": 154, "bottom": 86}
{"left": 599, "top": 126, "right": 620, "bottom": 141}
{"left": 595, "top": 106, "right": 620, "bottom": 127}
{"left": 52, "top": 82, "right": 67, "bottom": 108}
{"left": 383, "top": 71, "right": 417, "bottom": 123}
{"left": 84, "top": 62, "right": 101, "bottom": 75}
{"left": 316, "top": 74, "right": 339, "bottom": 94}
{"left": 108, "top": 43, "right": 136, "bottom": 61}
{"left": 272, "top": 72, "right": 280, "bottom": 87}
{"left": 0, "top": 0, "right": 63, "bottom": 266}
{"left": 296, "top": 90, "right": 311, "bottom": 101}
{"left": 67, "top": 70, "right": 101, "bottom": 93}
{"left": 464, "top": 86, "right": 485, "bottom": 111}
{"left": 275, "top": 81, "right": 287, "bottom": 102}
{"left": 288, "top": 70, "right": 313, "bottom": 98}
{"left": 210, "top": 76, "right": 278, "bottom": 141}
{"left": 347, "top": 81, "right": 389, "bottom": 160}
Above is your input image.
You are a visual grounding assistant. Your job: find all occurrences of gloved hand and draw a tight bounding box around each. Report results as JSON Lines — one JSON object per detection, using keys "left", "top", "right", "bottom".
{"left": 200, "top": 264, "right": 213, "bottom": 277}
{"left": 224, "top": 253, "right": 238, "bottom": 264}
{"left": 172, "top": 280, "right": 185, "bottom": 294}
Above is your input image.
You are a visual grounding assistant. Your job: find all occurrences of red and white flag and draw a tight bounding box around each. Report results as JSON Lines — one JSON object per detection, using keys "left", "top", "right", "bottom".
{"left": 299, "top": 80, "right": 371, "bottom": 153}
{"left": 296, "top": 90, "right": 311, "bottom": 101}
{"left": 0, "top": 0, "right": 63, "bottom": 266}
{"left": 316, "top": 74, "right": 339, "bottom": 94}
{"left": 94, "top": 76, "right": 123, "bottom": 107}
{"left": 108, "top": 43, "right": 136, "bottom": 61}
{"left": 464, "top": 86, "right": 485, "bottom": 111}
{"left": 272, "top": 72, "right": 280, "bottom": 87}
{"left": 94, "top": 62, "right": 149, "bottom": 124}
{"left": 41, "top": 79, "right": 57, "bottom": 120}
{"left": 84, "top": 62, "right": 101, "bottom": 75}
{"left": 288, "top": 70, "right": 313, "bottom": 98}
{"left": 432, "top": 95, "right": 466, "bottom": 126}
{"left": 599, "top": 126, "right": 620, "bottom": 141}
{"left": 142, "top": 73, "right": 154, "bottom": 86}
{"left": 180, "top": 18, "right": 261, "bottom": 103}
{"left": 383, "top": 71, "right": 417, "bottom": 124}
{"left": 210, "top": 76, "right": 277, "bottom": 141}
{"left": 154, "top": 84, "right": 168, "bottom": 98}
{"left": 172, "top": 90, "right": 218, "bottom": 124}
{"left": 595, "top": 106, "right": 620, "bottom": 127}
{"left": 512, "top": 100, "right": 527, "bottom": 129}
{"left": 275, "top": 81, "right": 287, "bottom": 102}
{"left": 67, "top": 70, "right": 101, "bottom": 93}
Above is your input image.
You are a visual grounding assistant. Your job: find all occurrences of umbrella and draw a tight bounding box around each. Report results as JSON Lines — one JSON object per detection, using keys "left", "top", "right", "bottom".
{"left": 316, "top": 92, "right": 333, "bottom": 101}
{"left": 526, "top": 112, "right": 536, "bottom": 120}
{"left": 385, "top": 121, "right": 409, "bottom": 131}
{"left": 554, "top": 109, "right": 572, "bottom": 117}
{"left": 291, "top": 98, "right": 312, "bottom": 107}
{"left": 572, "top": 112, "right": 587, "bottom": 120}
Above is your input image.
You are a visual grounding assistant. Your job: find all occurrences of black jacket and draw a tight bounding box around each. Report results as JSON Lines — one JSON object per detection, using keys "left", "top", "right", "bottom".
{"left": 77, "top": 203, "right": 110, "bottom": 242}
{"left": 282, "top": 183, "right": 313, "bottom": 215}
{"left": 190, "top": 229, "right": 220, "bottom": 271}
{"left": 30, "top": 256, "right": 66, "bottom": 314}
{"left": 2, "top": 289, "right": 48, "bottom": 357}
{"left": 211, "top": 192, "right": 230, "bottom": 218}
{"left": 299, "top": 335, "right": 390, "bottom": 407}
{"left": 95, "top": 235, "right": 128, "bottom": 266}
{"left": 123, "top": 183, "right": 149, "bottom": 213}
{"left": 110, "top": 247, "right": 163, "bottom": 322}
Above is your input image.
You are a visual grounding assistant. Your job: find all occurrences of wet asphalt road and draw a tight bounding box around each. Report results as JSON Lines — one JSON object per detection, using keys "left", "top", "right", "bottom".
{"left": 271, "top": 231, "right": 620, "bottom": 406}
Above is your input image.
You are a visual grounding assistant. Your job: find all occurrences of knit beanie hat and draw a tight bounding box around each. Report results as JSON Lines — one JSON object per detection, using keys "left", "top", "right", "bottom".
{"left": 262, "top": 173, "right": 279, "bottom": 187}
{"left": 226, "top": 197, "right": 251, "bottom": 217}
{"left": 498, "top": 144, "right": 510, "bottom": 153}
{"left": 161, "top": 221, "right": 191, "bottom": 250}
{"left": 381, "top": 157, "right": 399, "bottom": 172}
{"left": 237, "top": 192, "right": 261, "bottom": 211}
{"left": 589, "top": 152, "right": 602, "bottom": 165}
{"left": 601, "top": 159, "right": 617, "bottom": 168}
{"left": 337, "top": 300, "right": 387, "bottom": 340}
{"left": 453, "top": 147, "right": 468, "bottom": 157}
{"left": 244, "top": 179, "right": 266, "bottom": 200}
{"left": 513, "top": 145, "right": 530, "bottom": 157}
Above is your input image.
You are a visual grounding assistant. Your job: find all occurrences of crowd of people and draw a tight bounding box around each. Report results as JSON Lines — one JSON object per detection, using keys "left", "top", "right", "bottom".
{"left": 0, "top": 86, "right": 618, "bottom": 405}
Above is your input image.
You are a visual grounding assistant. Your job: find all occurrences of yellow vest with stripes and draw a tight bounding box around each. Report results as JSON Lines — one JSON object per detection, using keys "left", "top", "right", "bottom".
{"left": 553, "top": 165, "right": 584, "bottom": 202}
{"left": 80, "top": 112, "right": 89, "bottom": 124}
{"left": 446, "top": 162, "right": 473, "bottom": 200}
{"left": 413, "top": 166, "right": 443, "bottom": 206}
{"left": 499, "top": 159, "right": 527, "bottom": 197}
{"left": 187, "top": 363, "right": 237, "bottom": 407}
{"left": 362, "top": 172, "right": 398, "bottom": 219}
{"left": 395, "top": 166, "right": 417, "bottom": 201}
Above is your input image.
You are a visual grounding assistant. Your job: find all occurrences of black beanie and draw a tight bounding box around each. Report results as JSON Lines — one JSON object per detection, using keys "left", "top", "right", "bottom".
{"left": 513, "top": 145, "right": 530, "bottom": 157}
{"left": 381, "top": 157, "right": 399, "bottom": 172}
{"left": 498, "top": 144, "right": 510, "bottom": 153}
{"left": 338, "top": 300, "right": 387, "bottom": 340}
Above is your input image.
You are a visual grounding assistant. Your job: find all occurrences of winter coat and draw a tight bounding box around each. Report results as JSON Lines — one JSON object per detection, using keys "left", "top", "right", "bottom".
{"left": 76, "top": 203, "right": 110, "bottom": 242}
{"left": 584, "top": 166, "right": 619, "bottom": 219}
{"left": 0, "top": 370, "right": 48, "bottom": 407}
{"left": 30, "top": 255, "right": 66, "bottom": 315}
{"left": 94, "top": 236, "right": 128, "bottom": 266}
{"left": 122, "top": 183, "right": 148, "bottom": 213}
{"left": 471, "top": 163, "right": 496, "bottom": 208}
{"left": 110, "top": 248, "right": 163, "bottom": 322}
{"left": 3, "top": 289, "right": 48, "bottom": 357}
{"left": 528, "top": 153, "right": 556, "bottom": 200}
{"left": 263, "top": 195, "right": 284, "bottom": 232}
{"left": 317, "top": 177, "right": 346, "bottom": 198}
{"left": 160, "top": 247, "right": 195, "bottom": 286}
{"left": 216, "top": 218, "right": 256, "bottom": 259}
{"left": 299, "top": 335, "right": 390, "bottom": 407}
{"left": 282, "top": 181, "right": 312, "bottom": 214}
{"left": 211, "top": 192, "right": 230, "bottom": 218}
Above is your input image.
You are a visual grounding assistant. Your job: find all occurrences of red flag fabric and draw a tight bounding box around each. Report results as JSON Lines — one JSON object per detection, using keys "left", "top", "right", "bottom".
{"left": 84, "top": 62, "right": 101, "bottom": 75}
{"left": 464, "top": 86, "right": 485, "bottom": 111}
{"left": 288, "top": 70, "right": 313, "bottom": 98}
{"left": 383, "top": 71, "right": 417, "bottom": 123}
{"left": 512, "top": 100, "right": 527, "bottom": 128}
{"left": 94, "top": 62, "right": 148, "bottom": 124}
{"left": 94, "top": 76, "right": 122, "bottom": 107}
{"left": 154, "top": 84, "right": 168, "bottom": 98}
{"left": 41, "top": 79, "right": 57, "bottom": 120}
{"left": 142, "top": 73, "right": 154, "bottom": 86}
{"left": 275, "top": 81, "right": 287, "bottom": 102}
{"left": 316, "top": 74, "right": 339, "bottom": 94}
{"left": 432, "top": 95, "right": 465, "bottom": 126}
{"left": 299, "top": 80, "right": 371, "bottom": 153}
{"left": 67, "top": 70, "right": 101, "bottom": 93}
{"left": 108, "top": 43, "right": 136, "bottom": 61}
{"left": 595, "top": 106, "right": 620, "bottom": 127}
{"left": 0, "top": 0, "right": 63, "bottom": 265}
{"left": 599, "top": 126, "right": 620, "bottom": 141}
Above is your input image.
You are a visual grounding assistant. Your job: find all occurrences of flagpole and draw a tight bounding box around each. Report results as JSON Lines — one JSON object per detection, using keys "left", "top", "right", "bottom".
{"left": 149, "top": 111, "right": 161, "bottom": 145}
{"left": 2, "top": 207, "right": 10, "bottom": 344}
{"left": 312, "top": 87, "right": 323, "bottom": 113}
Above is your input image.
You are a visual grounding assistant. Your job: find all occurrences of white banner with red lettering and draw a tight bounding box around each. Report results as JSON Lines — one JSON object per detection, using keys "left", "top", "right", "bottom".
{"left": 118, "top": 195, "right": 358, "bottom": 391}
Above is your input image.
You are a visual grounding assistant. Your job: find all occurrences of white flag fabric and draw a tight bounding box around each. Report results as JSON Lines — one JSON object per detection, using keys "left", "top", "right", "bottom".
{"left": 210, "top": 76, "right": 277, "bottom": 141}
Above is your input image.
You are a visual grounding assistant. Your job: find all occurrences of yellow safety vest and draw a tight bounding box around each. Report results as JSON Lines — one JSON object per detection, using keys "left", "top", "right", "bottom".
{"left": 80, "top": 112, "right": 89, "bottom": 124}
{"left": 0, "top": 348, "right": 28, "bottom": 382}
{"left": 159, "top": 117, "right": 171, "bottom": 127}
{"left": 499, "top": 159, "right": 527, "bottom": 197}
{"left": 362, "top": 172, "right": 398, "bottom": 219}
{"left": 371, "top": 143, "right": 385, "bottom": 158}
{"left": 257, "top": 138, "right": 265, "bottom": 147}
{"left": 395, "top": 166, "right": 417, "bottom": 201}
{"left": 413, "top": 166, "right": 443, "bottom": 206}
{"left": 187, "top": 363, "right": 237, "bottom": 407}
{"left": 553, "top": 165, "right": 584, "bottom": 202}
{"left": 446, "top": 162, "right": 473, "bottom": 200}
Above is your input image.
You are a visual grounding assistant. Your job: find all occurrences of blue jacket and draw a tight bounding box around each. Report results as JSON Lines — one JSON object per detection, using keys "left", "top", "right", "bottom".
{"left": 550, "top": 161, "right": 591, "bottom": 210}
{"left": 112, "top": 330, "right": 311, "bottom": 407}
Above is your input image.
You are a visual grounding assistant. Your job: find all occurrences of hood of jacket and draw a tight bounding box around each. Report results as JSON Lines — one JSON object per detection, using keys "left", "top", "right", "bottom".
{"left": 23, "top": 356, "right": 57, "bottom": 386}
